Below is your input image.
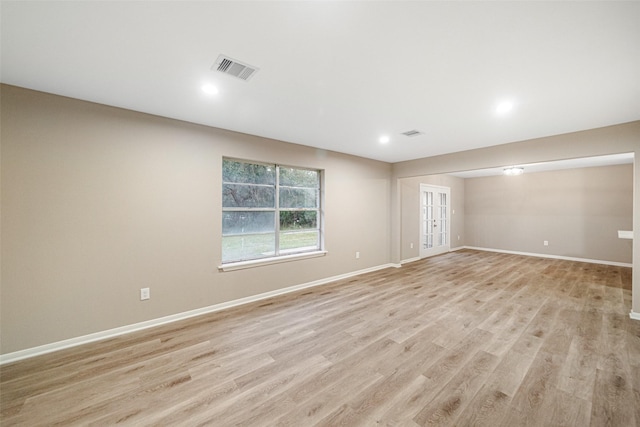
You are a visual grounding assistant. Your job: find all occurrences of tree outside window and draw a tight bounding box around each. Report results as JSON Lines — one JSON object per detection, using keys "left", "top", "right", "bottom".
{"left": 222, "top": 159, "right": 321, "bottom": 263}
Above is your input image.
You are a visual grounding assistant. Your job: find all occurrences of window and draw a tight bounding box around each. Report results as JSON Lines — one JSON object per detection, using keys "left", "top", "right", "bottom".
{"left": 222, "top": 158, "right": 322, "bottom": 264}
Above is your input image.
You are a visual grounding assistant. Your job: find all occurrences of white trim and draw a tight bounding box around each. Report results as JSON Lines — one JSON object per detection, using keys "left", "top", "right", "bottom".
{"left": 630, "top": 311, "right": 640, "bottom": 321}
{"left": 0, "top": 262, "right": 396, "bottom": 365}
{"left": 401, "top": 246, "right": 465, "bottom": 265}
{"left": 422, "top": 246, "right": 450, "bottom": 257}
{"left": 618, "top": 230, "right": 633, "bottom": 240}
{"left": 219, "top": 250, "right": 327, "bottom": 271}
{"left": 419, "top": 184, "right": 451, "bottom": 259}
{"left": 464, "top": 246, "right": 633, "bottom": 268}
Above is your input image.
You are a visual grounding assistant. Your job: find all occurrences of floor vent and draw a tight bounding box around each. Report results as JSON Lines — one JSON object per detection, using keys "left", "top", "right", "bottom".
{"left": 401, "top": 130, "right": 423, "bottom": 137}
{"left": 213, "top": 55, "right": 259, "bottom": 81}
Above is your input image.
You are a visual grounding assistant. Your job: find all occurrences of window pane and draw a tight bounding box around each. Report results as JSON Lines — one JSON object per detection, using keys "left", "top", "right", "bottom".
{"left": 280, "top": 230, "right": 319, "bottom": 252}
{"left": 279, "top": 167, "right": 319, "bottom": 188}
{"left": 222, "top": 233, "right": 276, "bottom": 263}
{"left": 280, "top": 210, "right": 317, "bottom": 230}
{"left": 279, "top": 187, "right": 318, "bottom": 208}
{"left": 223, "top": 159, "right": 275, "bottom": 185}
{"left": 222, "top": 159, "right": 322, "bottom": 264}
{"left": 222, "top": 211, "right": 275, "bottom": 235}
{"left": 223, "top": 184, "right": 275, "bottom": 208}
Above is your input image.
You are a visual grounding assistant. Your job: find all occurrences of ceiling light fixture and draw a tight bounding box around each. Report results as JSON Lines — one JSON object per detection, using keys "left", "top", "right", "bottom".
{"left": 379, "top": 135, "right": 390, "bottom": 144}
{"left": 201, "top": 84, "right": 219, "bottom": 95}
{"left": 503, "top": 166, "right": 524, "bottom": 176}
{"left": 496, "top": 100, "right": 514, "bottom": 114}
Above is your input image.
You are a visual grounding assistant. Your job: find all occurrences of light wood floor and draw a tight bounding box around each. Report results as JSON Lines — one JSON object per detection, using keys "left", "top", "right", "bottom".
{"left": 1, "top": 249, "right": 639, "bottom": 426}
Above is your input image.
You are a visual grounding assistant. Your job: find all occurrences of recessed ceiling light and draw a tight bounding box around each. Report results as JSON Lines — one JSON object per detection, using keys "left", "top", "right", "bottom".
{"left": 496, "top": 100, "right": 514, "bottom": 114}
{"left": 201, "top": 84, "right": 219, "bottom": 95}
{"left": 379, "top": 135, "right": 390, "bottom": 144}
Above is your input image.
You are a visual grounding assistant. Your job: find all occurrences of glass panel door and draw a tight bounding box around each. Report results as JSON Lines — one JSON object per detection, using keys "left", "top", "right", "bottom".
{"left": 420, "top": 184, "right": 450, "bottom": 258}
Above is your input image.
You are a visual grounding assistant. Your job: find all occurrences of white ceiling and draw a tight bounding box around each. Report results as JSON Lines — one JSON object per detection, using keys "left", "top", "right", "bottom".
{"left": 1, "top": 1, "right": 639, "bottom": 164}
{"left": 448, "top": 152, "right": 635, "bottom": 178}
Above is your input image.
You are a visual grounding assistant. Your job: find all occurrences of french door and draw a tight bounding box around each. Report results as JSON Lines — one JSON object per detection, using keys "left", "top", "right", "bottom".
{"left": 420, "top": 184, "right": 450, "bottom": 258}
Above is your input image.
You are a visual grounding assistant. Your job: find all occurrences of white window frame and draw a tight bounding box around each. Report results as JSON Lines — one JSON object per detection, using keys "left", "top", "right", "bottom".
{"left": 219, "top": 158, "right": 326, "bottom": 271}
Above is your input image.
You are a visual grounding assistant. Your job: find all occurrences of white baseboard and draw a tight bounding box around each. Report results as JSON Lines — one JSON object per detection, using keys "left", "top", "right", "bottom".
{"left": 463, "top": 246, "right": 632, "bottom": 268}
{"left": 0, "top": 263, "right": 397, "bottom": 365}
{"left": 631, "top": 311, "right": 640, "bottom": 321}
{"left": 400, "top": 257, "right": 421, "bottom": 265}
{"left": 400, "top": 246, "right": 466, "bottom": 265}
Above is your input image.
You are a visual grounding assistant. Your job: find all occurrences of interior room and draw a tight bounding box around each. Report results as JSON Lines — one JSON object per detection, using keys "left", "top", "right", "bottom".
{"left": 400, "top": 154, "right": 634, "bottom": 265}
{"left": 1, "top": 1, "right": 639, "bottom": 425}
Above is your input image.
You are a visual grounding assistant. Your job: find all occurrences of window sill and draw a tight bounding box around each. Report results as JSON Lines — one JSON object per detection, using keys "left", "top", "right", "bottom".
{"left": 218, "top": 250, "right": 328, "bottom": 272}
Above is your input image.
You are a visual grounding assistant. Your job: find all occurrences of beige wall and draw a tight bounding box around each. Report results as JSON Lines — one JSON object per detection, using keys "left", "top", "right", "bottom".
{"left": 400, "top": 174, "right": 465, "bottom": 262}
{"left": 2, "top": 83, "right": 638, "bottom": 356}
{"left": 464, "top": 165, "right": 633, "bottom": 263}
{"left": 399, "top": 165, "right": 633, "bottom": 265}
{"left": 0, "top": 85, "right": 392, "bottom": 354}
{"left": 391, "top": 121, "right": 640, "bottom": 314}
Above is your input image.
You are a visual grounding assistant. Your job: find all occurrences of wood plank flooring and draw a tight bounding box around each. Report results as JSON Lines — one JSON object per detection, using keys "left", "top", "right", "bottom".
{"left": 1, "top": 249, "right": 639, "bottom": 426}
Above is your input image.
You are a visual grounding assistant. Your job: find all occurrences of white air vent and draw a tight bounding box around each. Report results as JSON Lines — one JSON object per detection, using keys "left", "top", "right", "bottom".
{"left": 401, "top": 130, "right": 423, "bottom": 137}
{"left": 213, "top": 55, "right": 259, "bottom": 81}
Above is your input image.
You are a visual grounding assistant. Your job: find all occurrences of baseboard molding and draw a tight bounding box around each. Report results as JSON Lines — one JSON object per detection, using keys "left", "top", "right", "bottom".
{"left": 463, "top": 246, "right": 633, "bottom": 268}
{"left": 631, "top": 311, "right": 640, "bottom": 321}
{"left": 400, "top": 246, "right": 466, "bottom": 265}
{"left": 0, "top": 262, "right": 397, "bottom": 365}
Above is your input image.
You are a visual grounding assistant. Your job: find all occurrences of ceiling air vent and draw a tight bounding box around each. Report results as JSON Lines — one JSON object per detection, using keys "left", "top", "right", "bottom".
{"left": 213, "top": 55, "right": 259, "bottom": 81}
{"left": 401, "top": 130, "right": 423, "bottom": 137}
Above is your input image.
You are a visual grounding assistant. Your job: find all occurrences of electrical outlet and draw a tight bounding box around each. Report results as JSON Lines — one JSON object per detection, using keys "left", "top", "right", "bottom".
{"left": 410, "top": 243, "right": 414, "bottom": 249}
{"left": 355, "top": 251, "right": 360, "bottom": 259}
{"left": 140, "top": 287, "right": 150, "bottom": 300}
{"left": 543, "top": 241, "right": 549, "bottom": 246}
